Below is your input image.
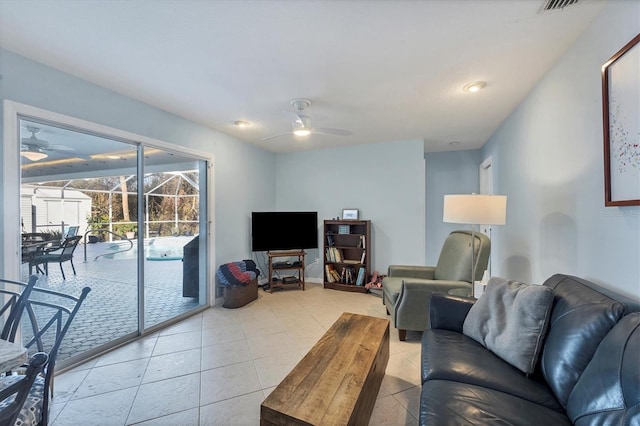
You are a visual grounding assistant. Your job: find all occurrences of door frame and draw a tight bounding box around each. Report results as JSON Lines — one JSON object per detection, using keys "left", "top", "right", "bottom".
{"left": 479, "top": 156, "right": 494, "bottom": 275}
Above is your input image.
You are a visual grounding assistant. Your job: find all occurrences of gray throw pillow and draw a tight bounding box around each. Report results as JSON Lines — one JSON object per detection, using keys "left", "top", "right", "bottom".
{"left": 462, "top": 277, "right": 554, "bottom": 374}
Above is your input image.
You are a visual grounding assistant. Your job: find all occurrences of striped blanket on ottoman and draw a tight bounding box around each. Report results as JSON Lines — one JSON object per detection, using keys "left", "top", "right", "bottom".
{"left": 217, "top": 260, "right": 260, "bottom": 287}
{"left": 217, "top": 260, "right": 260, "bottom": 308}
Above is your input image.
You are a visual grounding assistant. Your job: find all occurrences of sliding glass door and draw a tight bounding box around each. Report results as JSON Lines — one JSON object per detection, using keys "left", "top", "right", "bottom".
{"left": 142, "top": 147, "right": 208, "bottom": 329}
{"left": 16, "top": 113, "right": 209, "bottom": 366}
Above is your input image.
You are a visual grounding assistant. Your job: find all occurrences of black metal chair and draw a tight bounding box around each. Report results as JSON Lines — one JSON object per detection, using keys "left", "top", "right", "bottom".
{"left": 0, "top": 353, "right": 48, "bottom": 426}
{"left": 0, "top": 276, "right": 39, "bottom": 342}
{"left": 0, "top": 285, "right": 91, "bottom": 425}
{"left": 30, "top": 236, "right": 82, "bottom": 280}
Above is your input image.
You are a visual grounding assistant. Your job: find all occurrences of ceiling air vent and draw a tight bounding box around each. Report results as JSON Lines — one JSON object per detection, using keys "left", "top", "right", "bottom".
{"left": 542, "top": 0, "right": 580, "bottom": 11}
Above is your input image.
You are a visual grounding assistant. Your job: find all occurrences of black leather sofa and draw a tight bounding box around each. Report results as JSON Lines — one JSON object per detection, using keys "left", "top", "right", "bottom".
{"left": 420, "top": 274, "right": 639, "bottom": 425}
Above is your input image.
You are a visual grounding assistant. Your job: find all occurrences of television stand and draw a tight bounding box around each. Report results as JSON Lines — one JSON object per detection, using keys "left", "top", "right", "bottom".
{"left": 267, "top": 250, "right": 306, "bottom": 293}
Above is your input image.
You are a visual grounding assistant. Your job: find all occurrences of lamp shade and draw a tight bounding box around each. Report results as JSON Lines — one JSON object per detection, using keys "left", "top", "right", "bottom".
{"left": 443, "top": 194, "right": 507, "bottom": 225}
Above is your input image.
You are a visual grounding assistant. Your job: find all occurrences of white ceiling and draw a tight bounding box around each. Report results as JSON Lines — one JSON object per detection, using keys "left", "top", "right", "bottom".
{"left": 0, "top": 0, "right": 606, "bottom": 153}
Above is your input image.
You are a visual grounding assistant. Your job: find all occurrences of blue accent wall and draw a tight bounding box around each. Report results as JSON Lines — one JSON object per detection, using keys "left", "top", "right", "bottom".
{"left": 275, "top": 139, "right": 426, "bottom": 280}
{"left": 482, "top": 1, "right": 640, "bottom": 298}
{"left": 425, "top": 149, "right": 482, "bottom": 265}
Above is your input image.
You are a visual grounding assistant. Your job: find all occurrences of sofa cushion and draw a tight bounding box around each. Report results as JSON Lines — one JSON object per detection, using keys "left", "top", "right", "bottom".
{"left": 421, "top": 329, "right": 563, "bottom": 410}
{"left": 0, "top": 375, "right": 44, "bottom": 426}
{"left": 541, "top": 274, "right": 626, "bottom": 408}
{"left": 419, "top": 380, "right": 572, "bottom": 426}
{"left": 462, "top": 277, "right": 554, "bottom": 374}
{"left": 566, "top": 313, "right": 640, "bottom": 425}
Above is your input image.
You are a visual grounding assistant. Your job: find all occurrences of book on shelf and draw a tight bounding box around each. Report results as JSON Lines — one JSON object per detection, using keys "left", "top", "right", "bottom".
{"left": 325, "top": 247, "right": 333, "bottom": 262}
{"left": 343, "top": 259, "right": 360, "bottom": 264}
{"left": 325, "top": 264, "right": 334, "bottom": 282}
{"left": 355, "top": 267, "right": 366, "bottom": 286}
{"left": 338, "top": 225, "right": 350, "bottom": 234}
{"left": 360, "top": 251, "right": 366, "bottom": 264}
{"left": 325, "top": 264, "right": 342, "bottom": 283}
{"left": 331, "top": 247, "right": 343, "bottom": 262}
{"left": 325, "top": 247, "right": 343, "bottom": 263}
{"left": 340, "top": 267, "right": 355, "bottom": 284}
{"left": 361, "top": 235, "right": 366, "bottom": 249}
{"left": 327, "top": 235, "right": 335, "bottom": 246}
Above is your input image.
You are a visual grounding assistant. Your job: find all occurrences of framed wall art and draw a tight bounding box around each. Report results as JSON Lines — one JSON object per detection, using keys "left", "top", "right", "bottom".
{"left": 602, "top": 33, "right": 640, "bottom": 206}
{"left": 342, "top": 209, "right": 359, "bottom": 220}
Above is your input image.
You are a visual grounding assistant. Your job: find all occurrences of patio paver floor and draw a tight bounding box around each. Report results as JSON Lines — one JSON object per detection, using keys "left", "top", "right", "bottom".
{"left": 19, "top": 238, "right": 202, "bottom": 362}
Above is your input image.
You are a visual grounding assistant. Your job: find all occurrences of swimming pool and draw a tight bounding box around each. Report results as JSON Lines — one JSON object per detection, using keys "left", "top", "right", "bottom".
{"left": 100, "top": 236, "right": 193, "bottom": 261}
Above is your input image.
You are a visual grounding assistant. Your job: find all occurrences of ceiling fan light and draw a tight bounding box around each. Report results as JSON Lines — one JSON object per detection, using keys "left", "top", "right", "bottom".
{"left": 21, "top": 150, "right": 48, "bottom": 161}
{"left": 293, "top": 128, "right": 311, "bottom": 137}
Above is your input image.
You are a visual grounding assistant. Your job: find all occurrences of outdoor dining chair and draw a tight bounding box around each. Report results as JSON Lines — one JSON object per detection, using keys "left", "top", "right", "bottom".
{"left": 0, "top": 284, "right": 91, "bottom": 425}
{"left": 0, "top": 275, "right": 39, "bottom": 342}
{"left": 29, "top": 235, "right": 82, "bottom": 280}
{"left": 0, "top": 352, "right": 48, "bottom": 425}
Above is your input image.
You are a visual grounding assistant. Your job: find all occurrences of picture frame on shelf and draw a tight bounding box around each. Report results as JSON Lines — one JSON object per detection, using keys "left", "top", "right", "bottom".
{"left": 342, "top": 209, "right": 359, "bottom": 220}
{"left": 602, "top": 33, "right": 640, "bottom": 207}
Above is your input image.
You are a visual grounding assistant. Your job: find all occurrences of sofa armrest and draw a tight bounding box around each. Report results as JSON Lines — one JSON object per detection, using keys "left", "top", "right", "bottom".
{"left": 429, "top": 293, "right": 475, "bottom": 332}
{"left": 388, "top": 265, "right": 436, "bottom": 279}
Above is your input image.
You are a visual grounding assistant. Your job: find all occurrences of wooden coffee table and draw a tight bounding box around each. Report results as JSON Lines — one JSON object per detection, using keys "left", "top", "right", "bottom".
{"left": 261, "top": 312, "right": 390, "bottom": 425}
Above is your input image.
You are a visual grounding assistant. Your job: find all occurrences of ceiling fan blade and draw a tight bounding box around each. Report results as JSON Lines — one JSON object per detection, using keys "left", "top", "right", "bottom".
{"left": 312, "top": 128, "right": 353, "bottom": 137}
{"left": 260, "top": 131, "right": 294, "bottom": 141}
{"left": 21, "top": 137, "right": 49, "bottom": 148}
{"left": 46, "top": 144, "right": 75, "bottom": 151}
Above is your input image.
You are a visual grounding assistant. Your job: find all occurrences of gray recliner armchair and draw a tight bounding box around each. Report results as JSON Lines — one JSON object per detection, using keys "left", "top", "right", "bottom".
{"left": 382, "top": 230, "right": 490, "bottom": 340}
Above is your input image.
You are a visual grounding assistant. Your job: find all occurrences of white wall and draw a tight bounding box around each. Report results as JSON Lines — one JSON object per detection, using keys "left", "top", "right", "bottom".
{"left": 0, "top": 49, "right": 276, "bottom": 277}
{"left": 425, "top": 149, "right": 482, "bottom": 265}
{"left": 275, "top": 139, "right": 426, "bottom": 280}
{"left": 482, "top": 1, "right": 640, "bottom": 299}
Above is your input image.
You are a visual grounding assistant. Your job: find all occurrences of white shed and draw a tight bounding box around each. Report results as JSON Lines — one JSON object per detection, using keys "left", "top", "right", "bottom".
{"left": 21, "top": 185, "right": 92, "bottom": 236}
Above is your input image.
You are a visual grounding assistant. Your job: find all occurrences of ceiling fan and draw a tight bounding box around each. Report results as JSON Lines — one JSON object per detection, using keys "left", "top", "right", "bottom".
{"left": 21, "top": 126, "right": 75, "bottom": 161}
{"left": 261, "top": 99, "right": 353, "bottom": 141}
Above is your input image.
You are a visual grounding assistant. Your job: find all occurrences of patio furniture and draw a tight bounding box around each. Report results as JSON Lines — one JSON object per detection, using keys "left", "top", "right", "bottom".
{"left": 21, "top": 234, "right": 54, "bottom": 268}
{"left": 0, "top": 352, "right": 48, "bottom": 426}
{"left": 64, "top": 225, "right": 79, "bottom": 238}
{"left": 0, "top": 285, "right": 91, "bottom": 425}
{"left": 0, "top": 340, "right": 28, "bottom": 375}
{"left": 0, "top": 275, "right": 39, "bottom": 342}
{"left": 30, "top": 236, "right": 82, "bottom": 280}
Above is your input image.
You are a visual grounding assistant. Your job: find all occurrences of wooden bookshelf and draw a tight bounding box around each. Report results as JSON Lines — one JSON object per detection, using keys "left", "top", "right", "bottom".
{"left": 323, "top": 220, "right": 370, "bottom": 293}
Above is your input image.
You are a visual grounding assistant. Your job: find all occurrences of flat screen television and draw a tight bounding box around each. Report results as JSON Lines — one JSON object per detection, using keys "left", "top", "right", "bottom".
{"left": 251, "top": 211, "right": 318, "bottom": 252}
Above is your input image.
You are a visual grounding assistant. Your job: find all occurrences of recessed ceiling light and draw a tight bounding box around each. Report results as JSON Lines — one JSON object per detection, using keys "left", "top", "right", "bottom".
{"left": 234, "top": 120, "right": 250, "bottom": 128}
{"left": 463, "top": 81, "right": 487, "bottom": 93}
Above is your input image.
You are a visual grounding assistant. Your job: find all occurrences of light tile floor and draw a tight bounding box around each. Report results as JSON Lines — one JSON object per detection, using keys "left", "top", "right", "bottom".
{"left": 50, "top": 282, "right": 422, "bottom": 425}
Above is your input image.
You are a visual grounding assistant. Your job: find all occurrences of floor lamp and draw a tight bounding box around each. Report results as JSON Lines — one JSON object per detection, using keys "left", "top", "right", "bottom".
{"left": 443, "top": 194, "right": 507, "bottom": 296}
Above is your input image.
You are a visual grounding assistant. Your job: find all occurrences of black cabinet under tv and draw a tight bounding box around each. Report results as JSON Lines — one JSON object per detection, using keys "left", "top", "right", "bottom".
{"left": 323, "top": 220, "right": 371, "bottom": 293}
